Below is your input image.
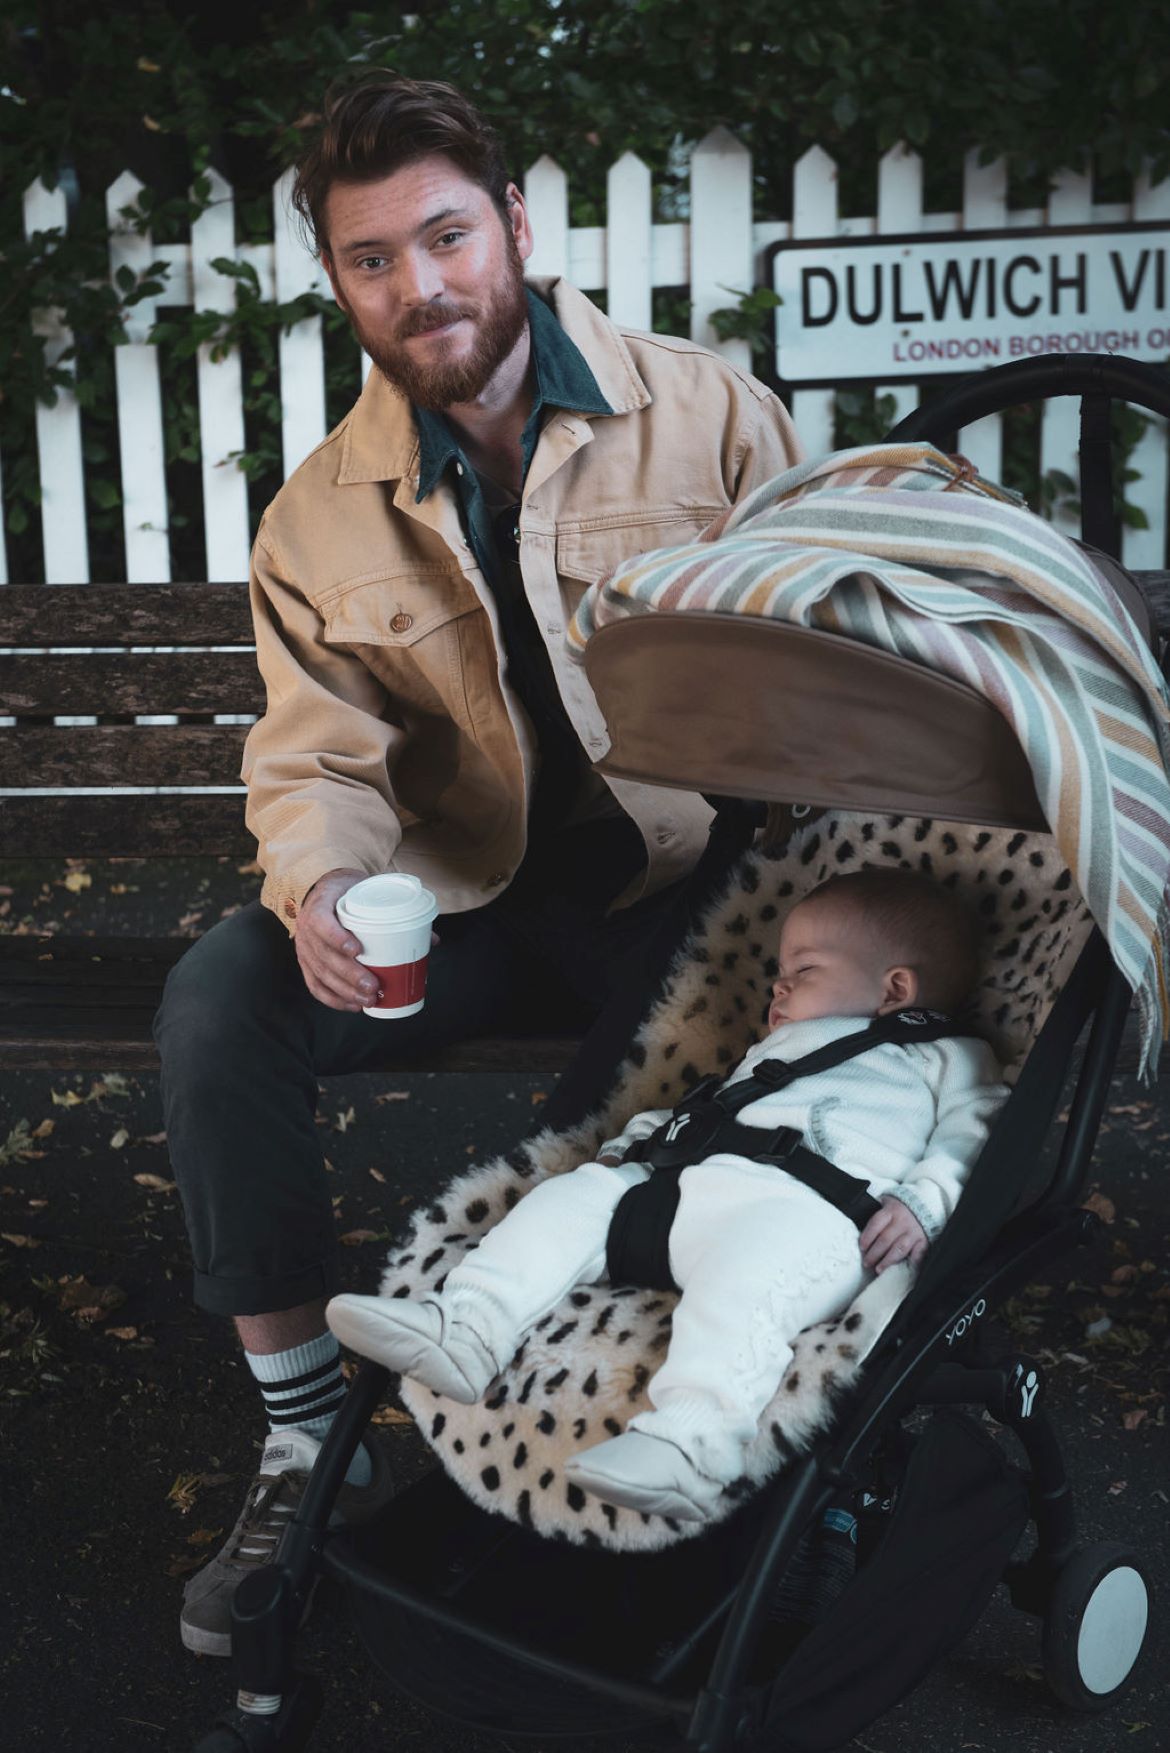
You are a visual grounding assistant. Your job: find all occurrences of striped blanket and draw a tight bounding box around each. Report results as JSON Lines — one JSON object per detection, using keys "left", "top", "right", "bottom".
{"left": 568, "top": 443, "right": 1170, "bottom": 1077}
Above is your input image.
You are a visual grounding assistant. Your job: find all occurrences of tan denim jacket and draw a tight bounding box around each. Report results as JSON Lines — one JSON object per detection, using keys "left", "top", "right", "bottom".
{"left": 242, "top": 279, "right": 803, "bottom": 930}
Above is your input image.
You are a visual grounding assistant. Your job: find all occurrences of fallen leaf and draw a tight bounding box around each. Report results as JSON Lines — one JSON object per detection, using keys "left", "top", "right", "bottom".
{"left": 236, "top": 859, "right": 262, "bottom": 876}
{"left": 530, "top": 1091, "right": 548, "bottom": 1106}
{"left": 374, "top": 1091, "right": 410, "bottom": 1105}
{"left": 1082, "top": 1191, "right": 1116, "bottom": 1225}
{"left": 1107, "top": 1479, "right": 1128, "bottom": 1495}
{"left": 1110, "top": 1264, "right": 1140, "bottom": 1284}
{"left": 166, "top": 1553, "right": 207, "bottom": 1577}
{"left": 370, "top": 1405, "right": 415, "bottom": 1427}
{"left": 133, "top": 1173, "right": 176, "bottom": 1192}
{"left": 58, "top": 1277, "right": 126, "bottom": 1315}
{"left": 109, "top": 1128, "right": 130, "bottom": 1150}
{"left": 106, "top": 1326, "right": 139, "bottom": 1341}
{"left": 333, "top": 1106, "right": 356, "bottom": 1133}
{"left": 1122, "top": 1410, "right": 1148, "bottom": 1432}
{"left": 368, "top": 1167, "right": 386, "bottom": 1183}
{"left": 185, "top": 1527, "right": 224, "bottom": 1547}
{"left": 137, "top": 1131, "right": 167, "bottom": 1146}
{"left": 1, "top": 1232, "right": 41, "bottom": 1249}
{"left": 30, "top": 1120, "right": 54, "bottom": 1140}
{"left": 51, "top": 1089, "right": 84, "bottom": 1108}
{"left": 339, "top": 1229, "right": 380, "bottom": 1245}
{"left": 62, "top": 870, "right": 92, "bottom": 894}
{"left": 176, "top": 910, "right": 204, "bottom": 932}
{"left": 90, "top": 1074, "right": 130, "bottom": 1100}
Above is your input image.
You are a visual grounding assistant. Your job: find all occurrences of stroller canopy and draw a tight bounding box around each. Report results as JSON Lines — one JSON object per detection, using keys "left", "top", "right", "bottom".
{"left": 571, "top": 442, "right": 1170, "bottom": 1078}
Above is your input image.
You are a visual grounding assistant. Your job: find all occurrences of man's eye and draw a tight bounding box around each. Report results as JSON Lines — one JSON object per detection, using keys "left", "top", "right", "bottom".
{"left": 434, "top": 231, "right": 465, "bottom": 247}
{"left": 357, "top": 256, "right": 387, "bottom": 271}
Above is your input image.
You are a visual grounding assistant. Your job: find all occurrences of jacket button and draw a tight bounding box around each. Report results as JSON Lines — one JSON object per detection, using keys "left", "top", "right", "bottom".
{"left": 390, "top": 612, "right": 413, "bottom": 633}
{"left": 284, "top": 899, "right": 297, "bottom": 919}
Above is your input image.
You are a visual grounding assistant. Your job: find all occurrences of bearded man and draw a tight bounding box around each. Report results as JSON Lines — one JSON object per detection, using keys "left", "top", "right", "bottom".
{"left": 156, "top": 71, "right": 802, "bottom": 1657}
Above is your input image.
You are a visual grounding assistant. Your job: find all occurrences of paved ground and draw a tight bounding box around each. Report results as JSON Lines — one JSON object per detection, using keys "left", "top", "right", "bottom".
{"left": 1, "top": 857, "right": 1167, "bottom": 1752}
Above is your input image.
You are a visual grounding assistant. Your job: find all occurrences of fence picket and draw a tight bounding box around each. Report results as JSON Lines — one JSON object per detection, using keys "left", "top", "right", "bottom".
{"left": 875, "top": 145, "right": 924, "bottom": 429}
{"left": 273, "top": 167, "right": 328, "bottom": 478}
{"left": 690, "top": 127, "right": 753, "bottom": 371}
{"left": 191, "top": 171, "right": 251, "bottom": 581}
{"left": 525, "top": 156, "right": 569, "bottom": 280}
{"left": 106, "top": 171, "right": 171, "bottom": 582}
{"left": 957, "top": 151, "right": 1008, "bottom": 483}
{"left": 606, "top": 152, "right": 652, "bottom": 330}
{"left": 1040, "top": 169, "right": 1093, "bottom": 539}
{"left": 23, "top": 180, "right": 90, "bottom": 584}
{"left": 791, "top": 146, "right": 838, "bottom": 457}
{"left": 1125, "top": 170, "right": 1170, "bottom": 569}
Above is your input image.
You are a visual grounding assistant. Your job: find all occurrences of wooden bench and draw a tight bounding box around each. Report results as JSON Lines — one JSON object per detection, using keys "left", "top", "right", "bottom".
{"left": 0, "top": 581, "right": 579, "bottom": 1075}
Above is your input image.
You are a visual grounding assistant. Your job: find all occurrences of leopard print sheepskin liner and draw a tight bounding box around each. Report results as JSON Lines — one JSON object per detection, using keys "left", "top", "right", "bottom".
{"left": 378, "top": 813, "right": 1092, "bottom": 1551}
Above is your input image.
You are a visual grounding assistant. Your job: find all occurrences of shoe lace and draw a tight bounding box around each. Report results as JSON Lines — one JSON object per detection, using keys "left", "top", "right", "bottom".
{"left": 226, "top": 1469, "right": 303, "bottom": 1568}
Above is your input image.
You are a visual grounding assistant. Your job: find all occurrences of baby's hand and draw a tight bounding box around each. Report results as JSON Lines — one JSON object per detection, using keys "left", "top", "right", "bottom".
{"left": 859, "top": 1197, "right": 928, "bottom": 1273}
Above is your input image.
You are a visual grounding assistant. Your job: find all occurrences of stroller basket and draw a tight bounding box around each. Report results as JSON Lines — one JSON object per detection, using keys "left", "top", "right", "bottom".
{"left": 196, "top": 354, "right": 1166, "bottom": 1753}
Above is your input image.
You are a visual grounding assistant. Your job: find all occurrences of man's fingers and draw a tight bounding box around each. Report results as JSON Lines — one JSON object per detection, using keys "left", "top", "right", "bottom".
{"left": 297, "top": 933, "right": 377, "bottom": 1009}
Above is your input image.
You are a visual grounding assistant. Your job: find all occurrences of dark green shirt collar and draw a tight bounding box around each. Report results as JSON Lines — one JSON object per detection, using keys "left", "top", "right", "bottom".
{"left": 414, "top": 287, "right": 612, "bottom": 503}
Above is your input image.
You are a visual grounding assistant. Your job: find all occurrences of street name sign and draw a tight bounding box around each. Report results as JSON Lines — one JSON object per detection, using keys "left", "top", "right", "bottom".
{"left": 767, "top": 222, "right": 1170, "bottom": 384}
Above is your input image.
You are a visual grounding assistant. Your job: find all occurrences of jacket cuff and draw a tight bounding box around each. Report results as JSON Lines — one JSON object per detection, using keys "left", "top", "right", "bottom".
{"left": 260, "top": 850, "right": 376, "bottom": 934}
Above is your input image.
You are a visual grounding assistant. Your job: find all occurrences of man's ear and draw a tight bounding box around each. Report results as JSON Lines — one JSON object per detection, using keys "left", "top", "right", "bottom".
{"left": 877, "top": 965, "right": 918, "bottom": 1014}
{"left": 503, "top": 180, "right": 535, "bottom": 264}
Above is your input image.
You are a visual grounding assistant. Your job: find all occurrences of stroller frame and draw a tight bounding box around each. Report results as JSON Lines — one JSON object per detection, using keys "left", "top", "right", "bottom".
{"left": 194, "top": 354, "right": 1169, "bottom": 1753}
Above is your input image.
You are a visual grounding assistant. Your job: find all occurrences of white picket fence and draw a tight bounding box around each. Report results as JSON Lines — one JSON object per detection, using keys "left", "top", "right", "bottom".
{"left": 7, "top": 131, "right": 1170, "bottom": 588}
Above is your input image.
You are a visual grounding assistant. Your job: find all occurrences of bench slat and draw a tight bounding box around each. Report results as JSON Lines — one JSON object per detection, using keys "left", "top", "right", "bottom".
{"left": 0, "top": 651, "right": 264, "bottom": 717}
{"left": 0, "top": 583, "right": 253, "bottom": 647}
{"left": 0, "top": 724, "right": 250, "bottom": 788}
{"left": 0, "top": 794, "right": 254, "bottom": 857}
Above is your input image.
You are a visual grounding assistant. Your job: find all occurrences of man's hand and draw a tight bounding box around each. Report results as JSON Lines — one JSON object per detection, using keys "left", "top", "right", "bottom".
{"left": 295, "top": 869, "right": 378, "bottom": 1011}
{"left": 859, "top": 1196, "right": 929, "bottom": 1274}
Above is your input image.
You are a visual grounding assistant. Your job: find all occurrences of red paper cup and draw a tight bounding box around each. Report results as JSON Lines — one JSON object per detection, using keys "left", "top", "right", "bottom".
{"left": 335, "top": 874, "right": 439, "bottom": 1018}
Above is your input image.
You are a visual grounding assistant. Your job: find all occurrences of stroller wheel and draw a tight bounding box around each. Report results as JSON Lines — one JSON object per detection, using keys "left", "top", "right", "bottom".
{"left": 1041, "top": 1541, "right": 1151, "bottom": 1711}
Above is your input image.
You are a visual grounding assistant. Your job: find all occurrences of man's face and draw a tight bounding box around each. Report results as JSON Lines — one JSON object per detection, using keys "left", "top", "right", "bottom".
{"left": 320, "top": 155, "right": 533, "bottom": 410}
{"left": 768, "top": 899, "right": 892, "bottom": 1031}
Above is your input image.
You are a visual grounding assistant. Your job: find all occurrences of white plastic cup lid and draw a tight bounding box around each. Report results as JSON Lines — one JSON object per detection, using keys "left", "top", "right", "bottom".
{"left": 337, "top": 873, "right": 437, "bottom": 928}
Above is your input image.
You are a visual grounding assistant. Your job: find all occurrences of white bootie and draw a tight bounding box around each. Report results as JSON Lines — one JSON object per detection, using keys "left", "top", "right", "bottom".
{"left": 326, "top": 1293, "right": 498, "bottom": 1403}
{"left": 564, "top": 1429, "right": 725, "bottom": 1522}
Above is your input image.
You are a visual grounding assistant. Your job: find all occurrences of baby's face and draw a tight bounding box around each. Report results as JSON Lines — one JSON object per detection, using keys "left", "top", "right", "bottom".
{"left": 768, "top": 898, "right": 891, "bottom": 1030}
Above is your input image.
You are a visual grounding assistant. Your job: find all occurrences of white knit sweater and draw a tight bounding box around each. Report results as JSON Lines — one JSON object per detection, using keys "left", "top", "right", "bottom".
{"left": 600, "top": 1014, "right": 1008, "bottom": 1240}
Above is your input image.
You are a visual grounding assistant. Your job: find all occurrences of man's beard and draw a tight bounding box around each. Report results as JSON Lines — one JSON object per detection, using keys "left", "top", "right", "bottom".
{"left": 343, "top": 241, "right": 529, "bottom": 410}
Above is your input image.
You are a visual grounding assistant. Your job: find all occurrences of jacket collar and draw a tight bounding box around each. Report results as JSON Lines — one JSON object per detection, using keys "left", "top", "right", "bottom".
{"left": 337, "top": 277, "right": 651, "bottom": 488}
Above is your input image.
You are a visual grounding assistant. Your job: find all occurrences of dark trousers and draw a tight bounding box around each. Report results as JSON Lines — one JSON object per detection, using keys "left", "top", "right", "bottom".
{"left": 154, "top": 818, "right": 680, "bottom": 1317}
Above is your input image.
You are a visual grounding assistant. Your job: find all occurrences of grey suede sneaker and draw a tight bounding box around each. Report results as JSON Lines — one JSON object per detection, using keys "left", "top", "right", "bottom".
{"left": 180, "top": 1427, "right": 394, "bottom": 1656}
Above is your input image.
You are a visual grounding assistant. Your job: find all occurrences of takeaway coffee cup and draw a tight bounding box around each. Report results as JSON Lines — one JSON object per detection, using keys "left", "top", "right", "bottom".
{"left": 335, "top": 874, "right": 439, "bottom": 1019}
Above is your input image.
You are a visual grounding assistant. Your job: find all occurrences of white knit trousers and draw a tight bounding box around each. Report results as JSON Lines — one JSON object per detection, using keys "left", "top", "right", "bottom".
{"left": 433, "top": 1154, "right": 869, "bottom": 1484}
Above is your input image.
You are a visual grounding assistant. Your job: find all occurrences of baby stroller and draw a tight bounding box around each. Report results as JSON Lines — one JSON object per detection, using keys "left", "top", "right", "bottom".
{"left": 193, "top": 354, "right": 1168, "bottom": 1753}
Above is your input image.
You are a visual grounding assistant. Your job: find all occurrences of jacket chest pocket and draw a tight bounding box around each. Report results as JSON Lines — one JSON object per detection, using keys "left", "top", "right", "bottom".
{"left": 320, "top": 571, "right": 484, "bottom": 725}
{"left": 555, "top": 508, "right": 724, "bottom": 588}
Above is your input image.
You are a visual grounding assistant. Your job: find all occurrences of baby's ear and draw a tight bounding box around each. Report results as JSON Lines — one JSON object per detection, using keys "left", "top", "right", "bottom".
{"left": 878, "top": 965, "right": 919, "bottom": 1013}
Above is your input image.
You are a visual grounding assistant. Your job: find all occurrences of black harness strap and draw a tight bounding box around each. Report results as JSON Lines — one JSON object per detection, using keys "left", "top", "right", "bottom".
{"left": 605, "top": 1009, "right": 972, "bottom": 1293}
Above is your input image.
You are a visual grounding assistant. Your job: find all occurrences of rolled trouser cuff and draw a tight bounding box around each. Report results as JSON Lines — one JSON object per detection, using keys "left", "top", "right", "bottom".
{"left": 192, "top": 1254, "right": 342, "bottom": 1318}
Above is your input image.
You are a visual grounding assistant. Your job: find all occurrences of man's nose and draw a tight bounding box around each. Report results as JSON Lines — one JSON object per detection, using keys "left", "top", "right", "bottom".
{"left": 396, "top": 249, "right": 445, "bottom": 305}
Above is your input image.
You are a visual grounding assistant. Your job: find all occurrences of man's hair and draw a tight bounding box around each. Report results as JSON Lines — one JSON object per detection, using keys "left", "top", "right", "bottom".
{"left": 291, "top": 72, "right": 511, "bottom": 254}
{"left": 804, "top": 868, "right": 981, "bottom": 1012}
